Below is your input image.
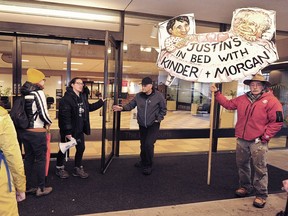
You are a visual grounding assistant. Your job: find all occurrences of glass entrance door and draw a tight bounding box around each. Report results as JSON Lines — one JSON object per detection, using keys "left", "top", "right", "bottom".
{"left": 2, "top": 34, "right": 121, "bottom": 170}
{"left": 101, "top": 32, "right": 119, "bottom": 173}
{"left": 18, "top": 37, "right": 70, "bottom": 102}
{"left": 0, "top": 36, "right": 14, "bottom": 110}
{"left": 18, "top": 37, "right": 70, "bottom": 155}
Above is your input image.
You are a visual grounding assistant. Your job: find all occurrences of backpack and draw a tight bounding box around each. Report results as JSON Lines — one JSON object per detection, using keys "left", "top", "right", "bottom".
{"left": 10, "top": 96, "right": 29, "bottom": 129}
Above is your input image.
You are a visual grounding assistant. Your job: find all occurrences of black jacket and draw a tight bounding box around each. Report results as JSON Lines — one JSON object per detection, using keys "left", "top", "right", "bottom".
{"left": 122, "top": 88, "right": 167, "bottom": 127}
{"left": 58, "top": 87, "right": 104, "bottom": 139}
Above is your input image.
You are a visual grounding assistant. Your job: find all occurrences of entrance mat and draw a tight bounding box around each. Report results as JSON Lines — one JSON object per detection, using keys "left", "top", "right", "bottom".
{"left": 18, "top": 153, "right": 286, "bottom": 216}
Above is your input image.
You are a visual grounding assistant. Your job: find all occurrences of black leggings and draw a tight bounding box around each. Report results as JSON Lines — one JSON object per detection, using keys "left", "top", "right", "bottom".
{"left": 56, "top": 133, "right": 85, "bottom": 168}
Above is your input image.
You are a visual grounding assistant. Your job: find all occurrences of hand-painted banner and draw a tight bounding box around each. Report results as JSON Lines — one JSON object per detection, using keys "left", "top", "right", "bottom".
{"left": 156, "top": 8, "right": 278, "bottom": 85}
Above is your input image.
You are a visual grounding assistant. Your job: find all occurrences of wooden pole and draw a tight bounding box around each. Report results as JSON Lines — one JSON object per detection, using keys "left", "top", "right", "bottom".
{"left": 207, "top": 84, "right": 215, "bottom": 185}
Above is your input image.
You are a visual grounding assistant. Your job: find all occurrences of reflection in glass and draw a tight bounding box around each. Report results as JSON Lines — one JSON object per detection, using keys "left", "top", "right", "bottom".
{"left": 104, "top": 40, "right": 116, "bottom": 161}
{"left": 0, "top": 38, "right": 13, "bottom": 110}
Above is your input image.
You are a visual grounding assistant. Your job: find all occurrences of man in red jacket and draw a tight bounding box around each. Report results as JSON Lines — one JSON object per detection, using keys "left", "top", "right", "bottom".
{"left": 211, "top": 73, "right": 283, "bottom": 208}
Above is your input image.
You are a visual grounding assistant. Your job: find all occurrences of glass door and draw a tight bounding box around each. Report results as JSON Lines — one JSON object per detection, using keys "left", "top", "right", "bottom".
{"left": 0, "top": 36, "right": 14, "bottom": 110}
{"left": 18, "top": 37, "right": 70, "bottom": 155}
{"left": 101, "top": 31, "right": 119, "bottom": 173}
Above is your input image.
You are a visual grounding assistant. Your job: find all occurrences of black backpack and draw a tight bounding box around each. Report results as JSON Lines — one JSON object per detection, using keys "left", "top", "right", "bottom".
{"left": 10, "top": 96, "right": 29, "bottom": 129}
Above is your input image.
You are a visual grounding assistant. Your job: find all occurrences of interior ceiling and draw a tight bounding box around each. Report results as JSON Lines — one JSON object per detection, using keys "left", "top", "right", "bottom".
{"left": 31, "top": 0, "right": 288, "bottom": 32}
{"left": 1, "top": 0, "right": 288, "bottom": 80}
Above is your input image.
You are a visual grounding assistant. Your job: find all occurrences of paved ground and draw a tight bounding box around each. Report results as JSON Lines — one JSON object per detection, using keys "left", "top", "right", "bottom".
{"left": 83, "top": 192, "right": 287, "bottom": 216}
{"left": 82, "top": 149, "right": 288, "bottom": 216}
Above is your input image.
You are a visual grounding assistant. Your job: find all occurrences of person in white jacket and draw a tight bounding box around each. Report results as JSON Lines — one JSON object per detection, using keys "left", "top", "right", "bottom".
{"left": 20, "top": 68, "right": 53, "bottom": 197}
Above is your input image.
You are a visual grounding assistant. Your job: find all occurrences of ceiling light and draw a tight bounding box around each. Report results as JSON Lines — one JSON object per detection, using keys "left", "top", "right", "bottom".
{"left": 0, "top": 3, "right": 119, "bottom": 22}
{"left": 140, "top": 46, "right": 152, "bottom": 52}
{"left": 63, "top": 67, "right": 78, "bottom": 70}
{"left": 123, "top": 44, "right": 128, "bottom": 51}
{"left": 1, "top": 53, "right": 12, "bottom": 63}
{"left": 74, "top": 40, "right": 89, "bottom": 45}
{"left": 64, "top": 62, "right": 83, "bottom": 65}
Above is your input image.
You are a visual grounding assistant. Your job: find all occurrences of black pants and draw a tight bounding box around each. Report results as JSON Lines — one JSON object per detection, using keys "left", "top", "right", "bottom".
{"left": 22, "top": 130, "right": 47, "bottom": 189}
{"left": 56, "top": 133, "right": 85, "bottom": 168}
{"left": 139, "top": 122, "right": 160, "bottom": 167}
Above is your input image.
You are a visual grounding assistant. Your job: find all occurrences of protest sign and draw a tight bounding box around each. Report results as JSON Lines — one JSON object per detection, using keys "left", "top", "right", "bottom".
{"left": 157, "top": 8, "right": 278, "bottom": 85}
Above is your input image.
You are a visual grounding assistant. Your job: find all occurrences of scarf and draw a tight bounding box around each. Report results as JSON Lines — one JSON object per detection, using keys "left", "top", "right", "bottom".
{"left": 246, "top": 90, "right": 266, "bottom": 103}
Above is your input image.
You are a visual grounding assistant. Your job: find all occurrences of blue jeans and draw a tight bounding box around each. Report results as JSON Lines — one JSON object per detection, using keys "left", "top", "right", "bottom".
{"left": 236, "top": 138, "right": 268, "bottom": 198}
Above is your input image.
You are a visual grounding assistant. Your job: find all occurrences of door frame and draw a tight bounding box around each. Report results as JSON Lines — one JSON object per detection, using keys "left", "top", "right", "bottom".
{"left": 100, "top": 31, "right": 120, "bottom": 173}
{"left": 16, "top": 36, "right": 71, "bottom": 96}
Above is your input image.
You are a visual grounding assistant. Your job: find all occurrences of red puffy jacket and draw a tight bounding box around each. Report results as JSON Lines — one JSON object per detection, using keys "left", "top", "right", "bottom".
{"left": 215, "top": 90, "right": 283, "bottom": 141}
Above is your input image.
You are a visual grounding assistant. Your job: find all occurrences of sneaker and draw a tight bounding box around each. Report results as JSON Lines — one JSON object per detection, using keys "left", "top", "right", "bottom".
{"left": 142, "top": 166, "right": 152, "bottom": 175}
{"left": 26, "top": 187, "right": 37, "bottom": 195}
{"left": 134, "top": 161, "right": 144, "bottom": 168}
{"left": 36, "top": 187, "right": 53, "bottom": 197}
{"left": 56, "top": 166, "right": 69, "bottom": 179}
{"left": 72, "top": 166, "right": 89, "bottom": 179}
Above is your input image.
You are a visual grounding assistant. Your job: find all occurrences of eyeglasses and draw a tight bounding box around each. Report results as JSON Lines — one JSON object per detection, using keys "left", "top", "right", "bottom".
{"left": 75, "top": 82, "right": 84, "bottom": 86}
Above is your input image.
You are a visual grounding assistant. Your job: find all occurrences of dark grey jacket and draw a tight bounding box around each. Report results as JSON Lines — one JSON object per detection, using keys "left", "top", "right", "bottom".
{"left": 122, "top": 89, "right": 167, "bottom": 127}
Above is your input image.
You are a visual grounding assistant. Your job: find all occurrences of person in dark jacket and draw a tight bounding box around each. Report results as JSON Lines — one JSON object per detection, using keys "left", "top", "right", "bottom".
{"left": 56, "top": 77, "right": 105, "bottom": 179}
{"left": 113, "top": 77, "right": 167, "bottom": 175}
{"left": 210, "top": 73, "right": 283, "bottom": 208}
{"left": 20, "top": 68, "right": 53, "bottom": 197}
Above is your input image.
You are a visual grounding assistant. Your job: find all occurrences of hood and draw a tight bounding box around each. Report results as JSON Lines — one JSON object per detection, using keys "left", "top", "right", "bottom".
{"left": 64, "top": 86, "right": 80, "bottom": 98}
{"left": 0, "top": 106, "right": 8, "bottom": 116}
{"left": 20, "top": 81, "right": 42, "bottom": 95}
{"left": 65, "top": 86, "right": 76, "bottom": 95}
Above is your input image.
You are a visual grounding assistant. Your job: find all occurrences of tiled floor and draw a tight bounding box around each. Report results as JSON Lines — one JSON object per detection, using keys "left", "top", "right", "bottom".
{"left": 48, "top": 109, "right": 287, "bottom": 159}
{"left": 50, "top": 136, "right": 287, "bottom": 159}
